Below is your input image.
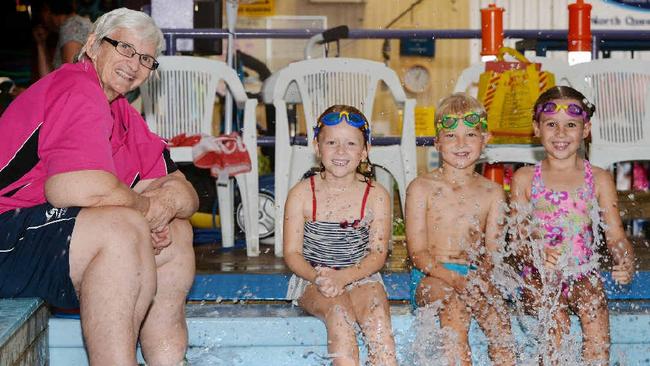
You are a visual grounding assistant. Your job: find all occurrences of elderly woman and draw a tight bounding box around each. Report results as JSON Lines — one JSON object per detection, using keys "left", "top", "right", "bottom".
{"left": 0, "top": 8, "right": 197, "bottom": 366}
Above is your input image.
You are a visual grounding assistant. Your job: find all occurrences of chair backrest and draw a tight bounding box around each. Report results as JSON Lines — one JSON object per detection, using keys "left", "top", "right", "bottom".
{"left": 140, "top": 56, "right": 248, "bottom": 139}
{"left": 569, "top": 59, "right": 650, "bottom": 146}
{"left": 453, "top": 56, "right": 572, "bottom": 96}
{"left": 269, "top": 58, "right": 410, "bottom": 142}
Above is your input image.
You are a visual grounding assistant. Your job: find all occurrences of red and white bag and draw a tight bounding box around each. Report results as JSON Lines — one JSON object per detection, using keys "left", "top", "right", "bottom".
{"left": 192, "top": 132, "right": 252, "bottom": 181}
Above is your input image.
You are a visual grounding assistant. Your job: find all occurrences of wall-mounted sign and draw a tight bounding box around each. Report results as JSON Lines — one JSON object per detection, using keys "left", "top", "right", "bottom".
{"left": 239, "top": 0, "right": 275, "bottom": 17}
{"left": 399, "top": 38, "right": 435, "bottom": 57}
{"left": 593, "top": 0, "right": 650, "bottom": 29}
{"left": 604, "top": 0, "right": 650, "bottom": 11}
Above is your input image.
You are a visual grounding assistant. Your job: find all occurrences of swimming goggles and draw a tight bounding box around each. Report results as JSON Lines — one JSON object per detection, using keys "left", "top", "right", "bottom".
{"left": 436, "top": 112, "right": 487, "bottom": 130}
{"left": 535, "top": 102, "right": 590, "bottom": 121}
{"left": 314, "top": 111, "right": 370, "bottom": 140}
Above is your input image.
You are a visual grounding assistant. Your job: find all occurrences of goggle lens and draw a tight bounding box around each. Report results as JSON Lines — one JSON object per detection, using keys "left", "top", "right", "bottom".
{"left": 538, "top": 102, "right": 587, "bottom": 120}
{"left": 315, "top": 111, "right": 370, "bottom": 140}
{"left": 437, "top": 112, "right": 487, "bottom": 130}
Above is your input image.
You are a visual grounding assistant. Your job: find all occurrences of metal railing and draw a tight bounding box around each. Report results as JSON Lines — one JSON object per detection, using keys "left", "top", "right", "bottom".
{"left": 162, "top": 28, "right": 650, "bottom": 58}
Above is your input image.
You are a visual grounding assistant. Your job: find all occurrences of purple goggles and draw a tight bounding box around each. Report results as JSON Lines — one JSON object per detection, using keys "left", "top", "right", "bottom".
{"left": 535, "top": 102, "right": 590, "bottom": 122}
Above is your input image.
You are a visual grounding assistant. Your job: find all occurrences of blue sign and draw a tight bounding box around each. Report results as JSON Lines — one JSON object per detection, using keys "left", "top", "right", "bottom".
{"left": 605, "top": 0, "right": 650, "bottom": 11}
{"left": 400, "top": 38, "right": 435, "bottom": 57}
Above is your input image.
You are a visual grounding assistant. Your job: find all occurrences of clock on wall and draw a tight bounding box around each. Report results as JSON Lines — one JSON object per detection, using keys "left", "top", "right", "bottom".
{"left": 402, "top": 64, "right": 431, "bottom": 94}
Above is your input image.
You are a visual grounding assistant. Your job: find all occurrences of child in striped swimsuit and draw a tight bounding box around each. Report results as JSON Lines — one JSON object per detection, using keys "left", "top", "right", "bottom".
{"left": 283, "top": 105, "right": 397, "bottom": 366}
{"left": 511, "top": 86, "right": 635, "bottom": 364}
{"left": 405, "top": 93, "right": 515, "bottom": 365}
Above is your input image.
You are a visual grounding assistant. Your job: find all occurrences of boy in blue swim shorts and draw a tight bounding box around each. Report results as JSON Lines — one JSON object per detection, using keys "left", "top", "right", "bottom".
{"left": 405, "top": 93, "right": 515, "bottom": 365}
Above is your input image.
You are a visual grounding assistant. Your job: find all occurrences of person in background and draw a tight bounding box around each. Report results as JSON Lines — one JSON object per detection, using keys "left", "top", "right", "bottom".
{"left": 406, "top": 93, "right": 515, "bottom": 365}
{"left": 33, "top": 0, "right": 92, "bottom": 78}
{"left": 1, "top": 8, "right": 197, "bottom": 365}
{"left": 283, "top": 105, "right": 398, "bottom": 366}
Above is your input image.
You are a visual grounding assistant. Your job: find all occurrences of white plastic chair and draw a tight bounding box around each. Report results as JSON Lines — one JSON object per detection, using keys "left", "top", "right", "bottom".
{"left": 567, "top": 59, "right": 650, "bottom": 168}
{"left": 140, "top": 56, "right": 260, "bottom": 256}
{"left": 265, "top": 58, "right": 417, "bottom": 256}
{"left": 453, "top": 56, "right": 573, "bottom": 164}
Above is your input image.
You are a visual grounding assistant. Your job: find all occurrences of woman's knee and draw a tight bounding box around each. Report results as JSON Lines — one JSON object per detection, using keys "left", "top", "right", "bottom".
{"left": 154, "top": 219, "right": 195, "bottom": 286}
{"left": 70, "top": 207, "right": 157, "bottom": 295}
{"left": 169, "top": 218, "right": 193, "bottom": 245}
{"left": 85, "top": 207, "right": 149, "bottom": 246}
{"left": 76, "top": 207, "right": 153, "bottom": 268}
{"left": 168, "top": 219, "right": 195, "bottom": 267}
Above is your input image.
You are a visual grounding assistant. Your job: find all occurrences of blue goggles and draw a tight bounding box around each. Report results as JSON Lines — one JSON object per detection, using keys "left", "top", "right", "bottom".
{"left": 314, "top": 111, "right": 370, "bottom": 141}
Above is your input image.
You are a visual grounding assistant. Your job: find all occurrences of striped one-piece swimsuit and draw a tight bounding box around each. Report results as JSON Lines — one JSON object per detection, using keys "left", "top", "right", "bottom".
{"left": 302, "top": 175, "right": 371, "bottom": 268}
{"left": 286, "top": 175, "right": 384, "bottom": 301}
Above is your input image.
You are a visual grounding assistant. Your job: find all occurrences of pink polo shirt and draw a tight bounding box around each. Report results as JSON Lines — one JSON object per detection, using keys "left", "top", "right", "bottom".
{"left": 0, "top": 61, "right": 174, "bottom": 214}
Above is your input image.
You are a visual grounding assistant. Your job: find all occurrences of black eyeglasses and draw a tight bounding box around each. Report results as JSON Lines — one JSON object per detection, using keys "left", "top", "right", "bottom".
{"left": 102, "top": 37, "right": 159, "bottom": 70}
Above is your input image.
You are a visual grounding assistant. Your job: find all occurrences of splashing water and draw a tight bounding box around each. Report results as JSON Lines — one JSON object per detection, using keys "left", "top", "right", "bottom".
{"left": 402, "top": 197, "right": 611, "bottom": 365}
{"left": 490, "top": 200, "right": 605, "bottom": 365}
{"left": 402, "top": 303, "right": 457, "bottom": 366}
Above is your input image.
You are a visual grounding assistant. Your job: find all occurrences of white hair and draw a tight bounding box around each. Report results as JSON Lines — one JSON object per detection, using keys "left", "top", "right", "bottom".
{"left": 79, "top": 8, "right": 165, "bottom": 59}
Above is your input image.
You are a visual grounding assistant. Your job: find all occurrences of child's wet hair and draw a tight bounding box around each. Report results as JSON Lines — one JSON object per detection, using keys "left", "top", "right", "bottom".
{"left": 315, "top": 104, "right": 370, "bottom": 144}
{"left": 533, "top": 86, "right": 596, "bottom": 122}
{"left": 434, "top": 93, "right": 487, "bottom": 133}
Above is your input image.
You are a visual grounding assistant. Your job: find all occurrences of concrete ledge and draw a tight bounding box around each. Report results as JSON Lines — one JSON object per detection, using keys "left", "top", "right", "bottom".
{"left": 49, "top": 303, "right": 650, "bottom": 366}
{"left": 0, "top": 298, "right": 48, "bottom": 366}
{"left": 188, "top": 271, "right": 650, "bottom": 301}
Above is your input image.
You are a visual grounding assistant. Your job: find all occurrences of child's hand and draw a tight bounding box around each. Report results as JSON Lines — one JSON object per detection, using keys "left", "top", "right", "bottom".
{"left": 612, "top": 256, "right": 635, "bottom": 285}
{"left": 314, "top": 276, "right": 338, "bottom": 297}
{"left": 315, "top": 267, "right": 345, "bottom": 297}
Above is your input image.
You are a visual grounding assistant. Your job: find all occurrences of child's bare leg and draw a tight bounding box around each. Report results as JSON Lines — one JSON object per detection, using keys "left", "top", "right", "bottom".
{"left": 569, "top": 276, "right": 610, "bottom": 365}
{"left": 522, "top": 273, "right": 570, "bottom": 365}
{"left": 468, "top": 280, "right": 516, "bottom": 366}
{"left": 548, "top": 302, "right": 571, "bottom": 365}
{"left": 417, "top": 276, "right": 472, "bottom": 366}
{"left": 349, "top": 282, "right": 398, "bottom": 366}
{"left": 299, "top": 284, "right": 359, "bottom": 366}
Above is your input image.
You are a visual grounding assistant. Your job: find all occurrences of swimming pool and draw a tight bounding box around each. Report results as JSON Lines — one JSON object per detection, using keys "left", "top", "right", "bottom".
{"left": 49, "top": 303, "right": 650, "bottom": 365}
{"left": 46, "top": 271, "right": 650, "bottom": 365}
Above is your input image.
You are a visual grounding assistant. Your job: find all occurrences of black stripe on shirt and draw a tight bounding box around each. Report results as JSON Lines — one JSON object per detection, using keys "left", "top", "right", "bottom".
{"left": 0, "top": 124, "right": 41, "bottom": 193}
{"left": 130, "top": 173, "right": 141, "bottom": 188}
{"left": 163, "top": 148, "right": 178, "bottom": 174}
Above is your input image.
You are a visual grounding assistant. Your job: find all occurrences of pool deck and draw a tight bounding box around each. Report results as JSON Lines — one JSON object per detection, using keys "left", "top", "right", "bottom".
{"left": 0, "top": 298, "right": 48, "bottom": 366}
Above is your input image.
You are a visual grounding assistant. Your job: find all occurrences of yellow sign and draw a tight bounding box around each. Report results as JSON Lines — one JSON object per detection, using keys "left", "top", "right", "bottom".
{"left": 238, "top": 0, "right": 275, "bottom": 17}
{"left": 414, "top": 106, "right": 436, "bottom": 136}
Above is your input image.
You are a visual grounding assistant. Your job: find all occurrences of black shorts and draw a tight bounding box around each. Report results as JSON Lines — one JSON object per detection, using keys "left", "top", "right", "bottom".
{"left": 0, "top": 203, "right": 82, "bottom": 308}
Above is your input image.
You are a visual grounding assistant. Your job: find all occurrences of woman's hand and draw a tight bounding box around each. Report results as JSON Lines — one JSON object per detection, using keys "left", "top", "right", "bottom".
{"left": 141, "top": 187, "right": 177, "bottom": 231}
{"left": 150, "top": 225, "right": 172, "bottom": 255}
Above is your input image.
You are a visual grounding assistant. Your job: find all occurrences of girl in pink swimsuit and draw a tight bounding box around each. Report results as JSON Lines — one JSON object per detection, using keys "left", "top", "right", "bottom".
{"left": 511, "top": 86, "right": 635, "bottom": 364}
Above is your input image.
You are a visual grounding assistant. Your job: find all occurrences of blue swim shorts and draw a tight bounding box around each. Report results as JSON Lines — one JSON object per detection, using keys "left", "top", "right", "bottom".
{"left": 409, "top": 263, "right": 477, "bottom": 309}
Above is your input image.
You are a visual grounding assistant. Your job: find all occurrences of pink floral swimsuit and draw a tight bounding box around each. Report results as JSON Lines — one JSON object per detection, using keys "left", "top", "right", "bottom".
{"left": 529, "top": 160, "right": 600, "bottom": 290}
